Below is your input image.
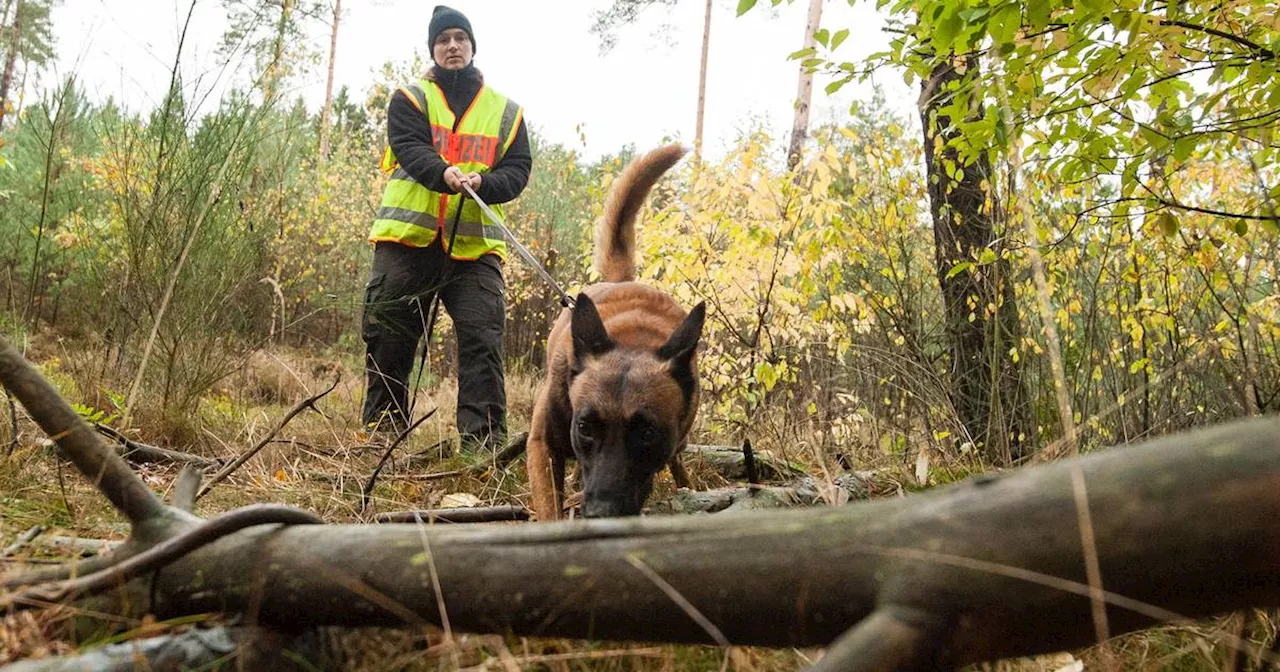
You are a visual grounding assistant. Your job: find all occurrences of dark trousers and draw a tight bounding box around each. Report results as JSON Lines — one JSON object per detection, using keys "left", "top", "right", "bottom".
{"left": 361, "top": 240, "right": 506, "bottom": 442}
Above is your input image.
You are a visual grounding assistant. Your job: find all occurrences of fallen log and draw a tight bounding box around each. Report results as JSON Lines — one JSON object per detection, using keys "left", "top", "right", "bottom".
{"left": 683, "top": 443, "right": 804, "bottom": 482}
{"left": 62, "top": 417, "right": 1280, "bottom": 668}
{"left": 373, "top": 505, "right": 530, "bottom": 524}
{"left": 93, "top": 424, "right": 221, "bottom": 470}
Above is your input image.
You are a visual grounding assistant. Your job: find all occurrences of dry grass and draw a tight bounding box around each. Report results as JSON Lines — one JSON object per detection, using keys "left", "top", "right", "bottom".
{"left": 1, "top": 344, "right": 1275, "bottom": 670}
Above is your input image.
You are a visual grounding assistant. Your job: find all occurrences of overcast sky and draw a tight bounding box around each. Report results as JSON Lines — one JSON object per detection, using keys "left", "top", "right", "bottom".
{"left": 48, "top": 0, "right": 917, "bottom": 160}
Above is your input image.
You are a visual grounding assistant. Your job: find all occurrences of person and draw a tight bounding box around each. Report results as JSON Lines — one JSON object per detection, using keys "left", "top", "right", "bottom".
{"left": 362, "top": 5, "right": 531, "bottom": 451}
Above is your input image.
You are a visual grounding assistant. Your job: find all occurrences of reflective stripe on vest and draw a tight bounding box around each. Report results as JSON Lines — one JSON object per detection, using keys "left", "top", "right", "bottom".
{"left": 370, "top": 78, "right": 523, "bottom": 260}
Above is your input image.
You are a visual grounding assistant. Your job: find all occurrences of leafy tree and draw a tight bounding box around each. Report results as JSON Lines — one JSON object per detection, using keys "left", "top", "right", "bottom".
{"left": 0, "top": 0, "right": 57, "bottom": 131}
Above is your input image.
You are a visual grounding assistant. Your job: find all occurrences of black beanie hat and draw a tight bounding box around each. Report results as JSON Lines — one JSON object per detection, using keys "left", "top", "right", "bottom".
{"left": 429, "top": 6, "right": 476, "bottom": 57}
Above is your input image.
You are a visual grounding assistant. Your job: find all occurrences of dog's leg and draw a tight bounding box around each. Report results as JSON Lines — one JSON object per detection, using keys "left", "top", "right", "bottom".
{"left": 526, "top": 391, "right": 561, "bottom": 521}
{"left": 551, "top": 450, "right": 567, "bottom": 517}
{"left": 669, "top": 453, "right": 691, "bottom": 489}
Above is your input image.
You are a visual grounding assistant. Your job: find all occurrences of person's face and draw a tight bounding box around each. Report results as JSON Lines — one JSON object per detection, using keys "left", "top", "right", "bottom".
{"left": 433, "top": 28, "right": 473, "bottom": 70}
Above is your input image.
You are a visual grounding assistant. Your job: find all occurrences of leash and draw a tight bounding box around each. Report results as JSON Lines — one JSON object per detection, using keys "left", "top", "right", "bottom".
{"left": 460, "top": 181, "right": 576, "bottom": 309}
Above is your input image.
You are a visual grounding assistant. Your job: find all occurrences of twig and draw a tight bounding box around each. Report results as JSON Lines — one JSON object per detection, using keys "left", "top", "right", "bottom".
{"left": 387, "top": 439, "right": 450, "bottom": 472}
{"left": 383, "top": 470, "right": 464, "bottom": 482}
{"left": 374, "top": 506, "right": 529, "bottom": 524}
{"left": 625, "top": 553, "right": 730, "bottom": 648}
{"left": 411, "top": 510, "right": 459, "bottom": 668}
{"left": 94, "top": 423, "right": 221, "bottom": 468}
{"left": 0, "top": 336, "right": 168, "bottom": 525}
{"left": 196, "top": 375, "right": 340, "bottom": 501}
{"left": 54, "top": 458, "right": 74, "bottom": 520}
{"left": 2, "top": 525, "right": 46, "bottom": 557}
{"left": 493, "top": 431, "right": 529, "bottom": 468}
{"left": 2, "top": 504, "right": 324, "bottom": 611}
{"left": 360, "top": 409, "right": 437, "bottom": 513}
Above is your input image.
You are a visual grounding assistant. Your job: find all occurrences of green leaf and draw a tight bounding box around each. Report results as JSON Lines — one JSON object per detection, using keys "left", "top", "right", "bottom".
{"left": 1172, "top": 135, "right": 1197, "bottom": 162}
{"left": 935, "top": 14, "right": 963, "bottom": 52}
{"left": 989, "top": 4, "right": 1021, "bottom": 46}
{"left": 1027, "top": 1, "right": 1050, "bottom": 30}
{"left": 830, "top": 28, "right": 850, "bottom": 51}
{"left": 788, "top": 46, "right": 817, "bottom": 60}
{"left": 1157, "top": 212, "right": 1179, "bottom": 237}
{"left": 1233, "top": 219, "right": 1249, "bottom": 236}
{"left": 815, "top": 28, "right": 831, "bottom": 47}
{"left": 736, "top": 0, "right": 759, "bottom": 16}
{"left": 978, "top": 247, "right": 998, "bottom": 265}
{"left": 946, "top": 261, "right": 974, "bottom": 279}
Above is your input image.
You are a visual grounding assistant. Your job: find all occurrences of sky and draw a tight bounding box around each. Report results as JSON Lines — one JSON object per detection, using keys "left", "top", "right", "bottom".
{"left": 47, "top": 0, "right": 918, "bottom": 161}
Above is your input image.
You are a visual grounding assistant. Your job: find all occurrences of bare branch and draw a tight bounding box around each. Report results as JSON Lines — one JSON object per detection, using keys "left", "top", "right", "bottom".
{"left": 359, "top": 409, "right": 437, "bottom": 513}
{"left": 0, "top": 336, "right": 168, "bottom": 526}
{"left": 195, "top": 375, "right": 340, "bottom": 501}
{"left": 95, "top": 423, "right": 222, "bottom": 469}
{"left": 1, "top": 525, "right": 46, "bottom": 558}
{"left": 2, "top": 504, "right": 323, "bottom": 611}
{"left": 374, "top": 506, "right": 530, "bottom": 524}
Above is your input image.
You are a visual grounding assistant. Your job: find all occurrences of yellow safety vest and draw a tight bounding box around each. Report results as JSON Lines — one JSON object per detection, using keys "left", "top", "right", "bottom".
{"left": 370, "top": 79, "right": 523, "bottom": 260}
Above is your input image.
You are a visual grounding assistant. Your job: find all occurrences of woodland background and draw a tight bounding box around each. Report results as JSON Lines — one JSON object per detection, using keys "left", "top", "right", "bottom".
{"left": 1, "top": 0, "right": 1278, "bottom": 669}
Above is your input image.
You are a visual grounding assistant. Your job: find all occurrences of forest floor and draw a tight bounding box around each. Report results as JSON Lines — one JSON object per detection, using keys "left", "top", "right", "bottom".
{"left": 0, "top": 341, "right": 1267, "bottom": 670}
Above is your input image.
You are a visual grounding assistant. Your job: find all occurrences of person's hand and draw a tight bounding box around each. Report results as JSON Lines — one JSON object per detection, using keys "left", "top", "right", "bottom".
{"left": 443, "top": 166, "right": 466, "bottom": 192}
{"left": 465, "top": 172, "right": 482, "bottom": 191}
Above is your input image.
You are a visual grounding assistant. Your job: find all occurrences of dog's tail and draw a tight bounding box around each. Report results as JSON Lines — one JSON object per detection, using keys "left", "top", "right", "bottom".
{"left": 595, "top": 143, "right": 688, "bottom": 283}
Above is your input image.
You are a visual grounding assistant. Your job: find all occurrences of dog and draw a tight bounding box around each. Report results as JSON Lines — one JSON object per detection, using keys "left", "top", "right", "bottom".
{"left": 526, "top": 144, "right": 705, "bottom": 520}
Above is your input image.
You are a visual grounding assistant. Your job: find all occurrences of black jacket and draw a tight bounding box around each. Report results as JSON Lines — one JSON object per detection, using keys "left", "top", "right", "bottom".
{"left": 386, "top": 64, "right": 532, "bottom": 205}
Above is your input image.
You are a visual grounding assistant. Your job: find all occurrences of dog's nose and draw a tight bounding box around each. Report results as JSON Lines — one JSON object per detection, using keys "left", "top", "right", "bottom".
{"left": 583, "top": 498, "right": 639, "bottom": 518}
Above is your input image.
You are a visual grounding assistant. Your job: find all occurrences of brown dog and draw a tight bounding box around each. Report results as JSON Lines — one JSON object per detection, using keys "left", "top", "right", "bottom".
{"left": 526, "top": 144, "right": 705, "bottom": 520}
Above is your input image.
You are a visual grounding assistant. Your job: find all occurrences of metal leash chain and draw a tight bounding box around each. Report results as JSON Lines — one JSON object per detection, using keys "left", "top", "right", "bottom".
{"left": 461, "top": 182, "right": 576, "bottom": 309}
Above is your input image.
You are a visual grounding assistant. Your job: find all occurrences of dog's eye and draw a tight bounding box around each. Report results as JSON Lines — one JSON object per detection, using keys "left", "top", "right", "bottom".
{"left": 639, "top": 426, "right": 659, "bottom": 445}
{"left": 576, "top": 418, "right": 595, "bottom": 438}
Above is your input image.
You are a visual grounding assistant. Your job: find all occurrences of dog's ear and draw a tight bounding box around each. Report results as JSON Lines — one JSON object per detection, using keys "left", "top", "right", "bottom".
{"left": 657, "top": 301, "right": 706, "bottom": 369}
{"left": 571, "top": 294, "right": 614, "bottom": 368}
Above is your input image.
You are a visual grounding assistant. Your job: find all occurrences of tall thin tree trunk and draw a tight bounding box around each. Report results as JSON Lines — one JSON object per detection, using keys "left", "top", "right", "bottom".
{"left": 919, "top": 55, "right": 1030, "bottom": 464}
{"left": 787, "top": 0, "right": 823, "bottom": 172}
{"left": 0, "top": 0, "right": 23, "bottom": 132}
{"left": 694, "top": 0, "right": 712, "bottom": 155}
{"left": 317, "top": 0, "right": 341, "bottom": 160}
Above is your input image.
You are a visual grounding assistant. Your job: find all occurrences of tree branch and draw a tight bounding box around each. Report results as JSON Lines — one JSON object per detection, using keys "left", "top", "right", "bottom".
{"left": 0, "top": 336, "right": 168, "bottom": 526}
{"left": 195, "top": 374, "right": 340, "bottom": 501}
{"left": 359, "top": 409, "right": 437, "bottom": 513}
{"left": 373, "top": 506, "right": 530, "bottom": 524}
{"left": 1161, "top": 19, "right": 1277, "bottom": 60}
{"left": 2, "top": 504, "right": 323, "bottom": 611}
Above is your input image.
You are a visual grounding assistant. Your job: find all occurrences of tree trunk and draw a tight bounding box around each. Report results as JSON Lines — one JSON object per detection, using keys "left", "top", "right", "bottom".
{"left": 694, "top": 0, "right": 712, "bottom": 155}
{"left": 317, "top": 0, "right": 341, "bottom": 160}
{"left": 0, "top": 0, "right": 22, "bottom": 132}
{"left": 919, "top": 56, "right": 1030, "bottom": 464}
{"left": 786, "top": 0, "right": 824, "bottom": 171}
{"left": 59, "top": 418, "right": 1280, "bottom": 669}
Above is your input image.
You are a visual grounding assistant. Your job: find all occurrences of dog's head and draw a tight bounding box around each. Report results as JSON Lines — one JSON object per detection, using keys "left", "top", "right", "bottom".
{"left": 567, "top": 294, "right": 706, "bottom": 518}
